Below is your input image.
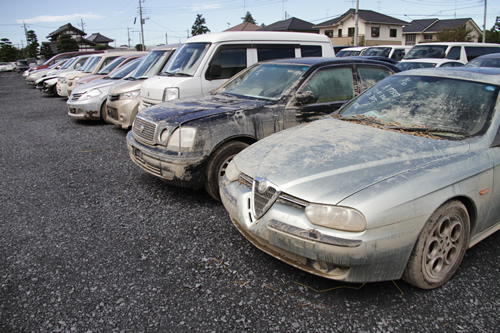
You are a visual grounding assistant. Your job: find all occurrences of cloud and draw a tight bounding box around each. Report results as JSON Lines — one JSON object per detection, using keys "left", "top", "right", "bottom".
{"left": 16, "top": 12, "right": 103, "bottom": 24}
{"left": 187, "top": 3, "right": 222, "bottom": 11}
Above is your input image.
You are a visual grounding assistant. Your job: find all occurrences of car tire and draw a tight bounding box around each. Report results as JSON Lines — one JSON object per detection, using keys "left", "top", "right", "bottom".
{"left": 402, "top": 200, "right": 470, "bottom": 289}
{"left": 100, "top": 101, "right": 108, "bottom": 122}
{"left": 204, "top": 141, "right": 249, "bottom": 201}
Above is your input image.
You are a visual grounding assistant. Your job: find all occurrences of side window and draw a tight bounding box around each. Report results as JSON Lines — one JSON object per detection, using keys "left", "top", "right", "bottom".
{"left": 465, "top": 46, "right": 500, "bottom": 61}
{"left": 102, "top": 56, "right": 119, "bottom": 67}
{"left": 392, "top": 49, "right": 406, "bottom": 61}
{"left": 300, "top": 45, "right": 322, "bottom": 57}
{"left": 257, "top": 46, "right": 295, "bottom": 62}
{"left": 205, "top": 47, "right": 247, "bottom": 80}
{"left": 301, "top": 67, "right": 354, "bottom": 104}
{"left": 357, "top": 66, "right": 393, "bottom": 92}
{"left": 446, "top": 46, "right": 461, "bottom": 60}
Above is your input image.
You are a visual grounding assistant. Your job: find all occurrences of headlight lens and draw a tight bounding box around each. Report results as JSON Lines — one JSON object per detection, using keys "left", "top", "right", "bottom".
{"left": 163, "top": 87, "right": 179, "bottom": 101}
{"left": 305, "top": 204, "right": 366, "bottom": 232}
{"left": 119, "top": 89, "right": 140, "bottom": 100}
{"left": 224, "top": 160, "right": 240, "bottom": 182}
{"left": 166, "top": 127, "right": 196, "bottom": 151}
{"left": 81, "top": 88, "right": 102, "bottom": 100}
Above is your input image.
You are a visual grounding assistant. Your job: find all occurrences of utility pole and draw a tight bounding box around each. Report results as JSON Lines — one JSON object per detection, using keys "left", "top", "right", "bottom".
{"left": 139, "top": 0, "right": 145, "bottom": 50}
{"left": 79, "top": 18, "right": 85, "bottom": 33}
{"left": 354, "top": 0, "right": 359, "bottom": 46}
{"left": 482, "top": 0, "right": 487, "bottom": 43}
{"left": 127, "top": 27, "right": 131, "bottom": 48}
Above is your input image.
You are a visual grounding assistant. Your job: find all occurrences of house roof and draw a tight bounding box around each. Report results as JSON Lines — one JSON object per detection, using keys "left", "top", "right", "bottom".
{"left": 258, "top": 17, "right": 319, "bottom": 32}
{"left": 224, "top": 22, "right": 260, "bottom": 31}
{"left": 86, "top": 33, "right": 114, "bottom": 43}
{"left": 403, "top": 18, "right": 478, "bottom": 34}
{"left": 315, "top": 9, "right": 408, "bottom": 28}
{"left": 47, "top": 23, "right": 86, "bottom": 39}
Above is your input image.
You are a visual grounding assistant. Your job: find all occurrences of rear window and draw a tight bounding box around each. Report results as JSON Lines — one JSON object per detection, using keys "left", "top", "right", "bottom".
{"left": 300, "top": 45, "right": 322, "bottom": 57}
{"left": 257, "top": 46, "right": 295, "bottom": 62}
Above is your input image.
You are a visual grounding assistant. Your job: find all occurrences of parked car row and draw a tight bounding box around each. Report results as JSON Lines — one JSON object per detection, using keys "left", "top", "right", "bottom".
{"left": 19, "top": 32, "right": 500, "bottom": 290}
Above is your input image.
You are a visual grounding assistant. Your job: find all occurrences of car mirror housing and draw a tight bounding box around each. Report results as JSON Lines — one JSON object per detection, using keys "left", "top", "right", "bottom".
{"left": 295, "top": 91, "right": 315, "bottom": 105}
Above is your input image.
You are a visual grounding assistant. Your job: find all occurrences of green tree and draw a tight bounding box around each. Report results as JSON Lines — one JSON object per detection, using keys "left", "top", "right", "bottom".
{"left": 0, "top": 38, "right": 18, "bottom": 61}
{"left": 95, "top": 44, "right": 108, "bottom": 50}
{"left": 56, "top": 34, "right": 79, "bottom": 53}
{"left": 485, "top": 16, "right": 500, "bottom": 43}
{"left": 25, "top": 30, "right": 39, "bottom": 58}
{"left": 191, "top": 14, "right": 210, "bottom": 36}
{"left": 40, "top": 42, "right": 54, "bottom": 59}
{"left": 242, "top": 11, "right": 256, "bottom": 24}
{"left": 436, "top": 24, "right": 473, "bottom": 42}
{"left": 135, "top": 43, "right": 144, "bottom": 51}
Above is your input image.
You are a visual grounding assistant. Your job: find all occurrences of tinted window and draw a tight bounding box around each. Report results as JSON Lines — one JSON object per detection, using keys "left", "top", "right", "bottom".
{"left": 301, "top": 45, "right": 322, "bottom": 57}
{"left": 446, "top": 46, "right": 461, "bottom": 60}
{"left": 257, "top": 47, "right": 295, "bottom": 62}
{"left": 206, "top": 47, "right": 247, "bottom": 80}
{"left": 465, "top": 46, "right": 500, "bottom": 61}
{"left": 392, "top": 49, "right": 406, "bottom": 61}
{"left": 301, "top": 67, "right": 354, "bottom": 103}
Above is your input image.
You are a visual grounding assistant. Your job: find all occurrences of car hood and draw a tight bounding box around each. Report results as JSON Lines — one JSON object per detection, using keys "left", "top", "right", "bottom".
{"left": 138, "top": 94, "right": 271, "bottom": 127}
{"left": 108, "top": 79, "right": 143, "bottom": 94}
{"left": 72, "top": 78, "right": 121, "bottom": 94}
{"left": 233, "top": 116, "right": 470, "bottom": 204}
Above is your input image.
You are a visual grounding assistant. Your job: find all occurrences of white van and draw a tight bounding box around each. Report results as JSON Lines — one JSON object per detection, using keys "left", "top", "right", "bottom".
{"left": 362, "top": 45, "right": 412, "bottom": 61}
{"left": 402, "top": 42, "right": 500, "bottom": 64}
{"left": 139, "top": 31, "right": 335, "bottom": 110}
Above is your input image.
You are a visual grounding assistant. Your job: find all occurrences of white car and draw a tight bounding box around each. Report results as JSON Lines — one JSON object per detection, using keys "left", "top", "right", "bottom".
{"left": 397, "top": 58, "right": 465, "bottom": 71}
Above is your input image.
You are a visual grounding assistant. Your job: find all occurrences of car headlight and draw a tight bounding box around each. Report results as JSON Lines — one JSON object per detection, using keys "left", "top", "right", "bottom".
{"left": 165, "top": 127, "right": 196, "bottom": 151}
{"left": 224, "top": 160, "right": 240, "bottom": 182}
{"left": 59, "top": 77, "right": 67, "bottom": 83}
{"left": 119, "top": 89, "right": 140, "bottom": 100}
{"left": 163, "top": 87, "right": 179, "bottom": 101}
{"left": 81, "top": 88, "right": 102, "bottom": 100}
{"left": 305, "top": 204, "right": 366, "bottom": 232}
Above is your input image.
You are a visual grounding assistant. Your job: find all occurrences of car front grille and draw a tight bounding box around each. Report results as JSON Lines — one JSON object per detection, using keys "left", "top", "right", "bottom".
{"left": 108, "top": 93, "right": 119, "bottom": 102}
{"left": 252, "top": 177, "right": 281, "bottom": 220}
{"left": 132, "top": 117, "right": 156, "bottom": 143}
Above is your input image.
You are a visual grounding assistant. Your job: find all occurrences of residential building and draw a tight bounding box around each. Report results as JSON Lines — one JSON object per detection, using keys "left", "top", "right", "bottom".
{"left": 43, "top": 23, "right": 114, "bottom": 53}
{"left": 224, "top": 22, "right": 260, "bottom": 31}
{"left": 402, "top": 18, "right": 482, "bottom": 45}
{"left": 314, "top": 9, "right": 408, "bottom": 46}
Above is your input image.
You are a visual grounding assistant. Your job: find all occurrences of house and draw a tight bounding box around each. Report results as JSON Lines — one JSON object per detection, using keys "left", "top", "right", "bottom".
{"left": 44, "top": 23, "right": 114, "bottom": 53}
{"left": 402, "top": 18, "right": 482, "bottom": 45}
{"left": 224, "top": 22, "right": 260, "bottom": 31}
{"left": 314, "top": 9, "right": 408, "bottom": 46}
{"left": 258, "top": 17, "right": 319, "bottom": 33}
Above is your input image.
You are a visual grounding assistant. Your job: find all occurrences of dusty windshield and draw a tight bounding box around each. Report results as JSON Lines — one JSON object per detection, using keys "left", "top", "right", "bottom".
{"left": 404, "top": 45, "right": 447, "bottom": 59}
{"left": 338, "top": 75, "right": 498, "bottom": 138}
{"left": 161, "top": 42, "right": 210, "bottom": 76}
{"left": 132, "top": 50, "right": 172, "bottom": 79}
{"left": 216, "top": 63, "right": 308, "bottom": 101}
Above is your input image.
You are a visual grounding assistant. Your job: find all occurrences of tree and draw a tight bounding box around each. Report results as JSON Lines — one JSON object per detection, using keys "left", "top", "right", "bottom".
{"left": 25, "top": 30, "right": 39, "bottom": 58}
{"left": 135, "top": 43, "right": 144, "bottom": 51}
{"left": 485, "top": 16, "right": 500, "bottom": 43}
{"left": 435, "top": 24, "right": 473, "bottom": 42}
{"left": 0, "top": 38, "right": 18, "bottom": 61}
{"left": 95, "top": 44, "right": 108, "bottom": 51}
{"left": 56, "top": 34, "right": 79, "bottom": 53}
{"left": 191, "top": 14, "right": 210, "bottom": 36}
{"left": 40, "top": 42, "right": 54, "bottom": 59}
{"left": 242, "top": 11, "right": 256, "bottom": 24}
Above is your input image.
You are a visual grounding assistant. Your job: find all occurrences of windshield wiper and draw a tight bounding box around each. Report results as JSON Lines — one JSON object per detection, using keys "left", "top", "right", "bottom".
{"left": 338, "top": 115, "right": 387, "bottom": 126}
{"left": 389, "top": 126, "right": 472, "bottom": 138}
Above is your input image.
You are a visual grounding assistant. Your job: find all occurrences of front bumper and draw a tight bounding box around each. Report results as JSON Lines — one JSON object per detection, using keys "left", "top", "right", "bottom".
{"left": 126, "top": 132, "right": 206, "bottom": 190}
{"left": 106, "top": 97, "right": 140, "bottom": 129}
{"left": 56, "top": 82, "right": 68, "bottom": 97}
{"left": 220, "top": 174, "right": 421, "bottom": 283}
{"left": 67, "top": 96, "right": 104, "bottom": 120}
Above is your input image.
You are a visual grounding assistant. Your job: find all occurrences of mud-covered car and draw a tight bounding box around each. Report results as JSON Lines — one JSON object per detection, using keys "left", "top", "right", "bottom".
{"left": 127, "top": 57, "right": 399, "bottom": 200}
{"left": 220, "top": 67, "right": 500, "bottom": 289}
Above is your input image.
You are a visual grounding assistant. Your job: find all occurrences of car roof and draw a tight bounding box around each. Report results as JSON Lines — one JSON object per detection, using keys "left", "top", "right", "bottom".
{"left": 393, "top": 67, "right": 500, "bottom": 85}
{"left": 400, "top": 58, "right": 463, "bottom": 64}
{"left": 185, "top": 31, "right": 331, "bottom": 43}
{"left": 263, "top": 56, "right": 399, "bottom": 68}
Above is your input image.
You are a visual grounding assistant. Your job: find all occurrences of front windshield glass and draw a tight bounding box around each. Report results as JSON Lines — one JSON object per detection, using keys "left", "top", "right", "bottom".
{"left": 108, "top": 58, "right": 142, "bottom": 79}
{"left": 82, "top": 56, "right": 101, "bottom": 73}
{"left": 61, "top": 57, "right": 76, "bottom": 69}
{"left": 161, "top": 42, "right": 210, "bottom": 76}
{"left": 97, "top": 57, "right": 125, "bottom": 75}
{"left": 336, "top": 50, "right": 360, "bottom": 57}
{"left": 364, "top": 47, "right": 391, "bottom": 57}
{"left": 132, "top": 49, "right": 173, "bottom": 79}
{"left": 338, "top": 75, "right": 498, "bottom": 138}
{"left": 404, "top": 45, "right": 447, "bottom": 60}
{"left": 396, "top": 62, "right": 435, "bottom": 71}
{"left": 216, "top": 63, "right": 309, "bottom": 101}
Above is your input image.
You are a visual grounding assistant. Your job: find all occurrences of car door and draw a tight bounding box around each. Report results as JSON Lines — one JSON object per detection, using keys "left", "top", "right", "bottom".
{"left": 288, "top": 64, "right": 356, "bottom": 126}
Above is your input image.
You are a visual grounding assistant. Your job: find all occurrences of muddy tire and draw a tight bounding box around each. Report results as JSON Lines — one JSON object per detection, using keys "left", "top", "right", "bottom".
{"left": 100, "top": 101, "right": 108, "bottom": 122}
{"left": 204, "top": 141, "right": 249, "bottom": 201}
{"left": 402, "top": 200, "right": 470, "bottom": 289}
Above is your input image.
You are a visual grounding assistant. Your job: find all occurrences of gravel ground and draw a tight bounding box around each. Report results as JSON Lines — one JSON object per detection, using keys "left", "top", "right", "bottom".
{"left": 0, "top": 71, "right": 499, "bottom": 332}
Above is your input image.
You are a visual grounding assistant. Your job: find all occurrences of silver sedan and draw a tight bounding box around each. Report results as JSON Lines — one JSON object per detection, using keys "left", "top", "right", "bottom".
{"left": 220, "top": 67, "right": 500, "bottom": 289}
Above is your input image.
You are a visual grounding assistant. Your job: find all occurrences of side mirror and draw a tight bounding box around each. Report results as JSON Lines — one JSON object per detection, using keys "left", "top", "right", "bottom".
{"left": 207, "top": 64, "right": 221, "bottom": 79}
{"left": 295, "top": 91, "right": 315, "bottom": 105}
